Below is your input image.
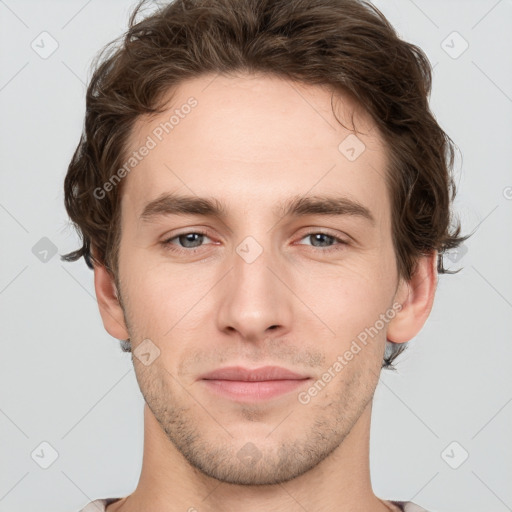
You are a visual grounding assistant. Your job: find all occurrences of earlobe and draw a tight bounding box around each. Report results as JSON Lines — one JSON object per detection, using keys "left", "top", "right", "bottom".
{"left": 386, "top": 251, "right": 438, "bottom": 344}
{"left": 92, "top": 249, "right": 130, "bottom": 341}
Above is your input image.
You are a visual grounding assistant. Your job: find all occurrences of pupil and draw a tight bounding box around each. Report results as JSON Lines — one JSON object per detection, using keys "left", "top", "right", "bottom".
{"left": 312, "top": 234, "right": 332, "bottom": 247}
{"left": 180, "top": 233, "right": 203, "bottom": 248}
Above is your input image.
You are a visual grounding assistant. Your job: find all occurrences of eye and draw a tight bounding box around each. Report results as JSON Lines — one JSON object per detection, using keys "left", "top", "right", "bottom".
{"left": 159, "top": 230, "right": 349, "bottom": 255}
{"left": 296, "top": 231, "right": 348, "bottom": 251}
{"left": 161, "top": 231, "right": 213, "bottom": 252}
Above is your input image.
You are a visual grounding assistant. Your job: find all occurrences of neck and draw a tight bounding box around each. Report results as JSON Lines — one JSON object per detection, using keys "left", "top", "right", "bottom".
{"left": 108, "top": 400, "right": 395, "bottom": 512}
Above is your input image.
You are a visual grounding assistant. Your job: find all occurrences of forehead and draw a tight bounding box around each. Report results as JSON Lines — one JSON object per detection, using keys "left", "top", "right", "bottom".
{"left": 121, "top": 72, "right": 389, "bottom": 224}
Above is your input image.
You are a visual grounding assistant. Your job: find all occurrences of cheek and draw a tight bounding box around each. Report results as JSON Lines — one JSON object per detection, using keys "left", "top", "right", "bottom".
{"left": 290, "top": 253, "right": 397, "bottom": 344}
{"left": 121, "top": 254, "right": 214, "bottom": 334}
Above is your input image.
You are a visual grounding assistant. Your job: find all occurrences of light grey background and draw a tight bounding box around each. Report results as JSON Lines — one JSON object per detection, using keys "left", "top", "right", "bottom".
{"left": 0, "top": 1, "right": 511, "bottom": 511}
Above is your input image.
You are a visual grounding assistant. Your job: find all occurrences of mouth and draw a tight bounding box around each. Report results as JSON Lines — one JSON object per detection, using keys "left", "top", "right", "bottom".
{"left": 199, "top": 365, "right": 311, "bottom": 402}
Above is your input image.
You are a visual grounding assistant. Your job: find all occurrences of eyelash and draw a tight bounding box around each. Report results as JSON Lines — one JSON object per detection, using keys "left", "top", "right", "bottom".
{"left": 160, "top": 230, "right": 349, "bottom": 254}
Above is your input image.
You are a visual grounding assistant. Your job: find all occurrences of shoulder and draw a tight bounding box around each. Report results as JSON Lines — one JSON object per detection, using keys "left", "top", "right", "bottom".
{"left": 389, "top": 500, "right": 436, "bottom": 511}
{"left": 76, "top": 497, "right": 123, "bottom": 512}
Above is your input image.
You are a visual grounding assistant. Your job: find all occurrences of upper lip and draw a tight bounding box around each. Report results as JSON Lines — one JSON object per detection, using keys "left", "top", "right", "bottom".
{"left": 200, "top": 365, "right": 310, "bottom": 381}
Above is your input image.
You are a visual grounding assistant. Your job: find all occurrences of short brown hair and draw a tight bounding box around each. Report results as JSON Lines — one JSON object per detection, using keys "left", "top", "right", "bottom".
{"left": 62, "top": 0, "right": 471, "bottom": 368}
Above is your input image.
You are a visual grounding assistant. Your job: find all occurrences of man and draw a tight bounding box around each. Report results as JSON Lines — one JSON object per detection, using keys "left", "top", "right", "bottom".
{"left": 62, "top": 0, "right": 468, "bottom": 510}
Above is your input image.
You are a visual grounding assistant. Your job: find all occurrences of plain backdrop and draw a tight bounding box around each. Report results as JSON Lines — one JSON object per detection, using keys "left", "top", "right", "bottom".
{"left": 0, "top": 1, "right": 511, "bottom": 511}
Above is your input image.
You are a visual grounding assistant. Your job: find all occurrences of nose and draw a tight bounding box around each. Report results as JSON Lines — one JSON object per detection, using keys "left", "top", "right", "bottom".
{"left": 215, "top": 240, "right": 293, "bottom": 343}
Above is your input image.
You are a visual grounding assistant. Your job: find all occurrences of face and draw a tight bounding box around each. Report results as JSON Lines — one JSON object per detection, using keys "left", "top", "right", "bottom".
{"left": 108, "top": 73, "right": 408, "bottom": 485}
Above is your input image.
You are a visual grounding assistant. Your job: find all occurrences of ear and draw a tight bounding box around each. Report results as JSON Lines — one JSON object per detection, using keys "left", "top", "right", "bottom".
{"left": 91, "top": 247, "right": 130, "bottom": 340}
{"left": 386, "top": 250, "right": 438, "bottom": 343}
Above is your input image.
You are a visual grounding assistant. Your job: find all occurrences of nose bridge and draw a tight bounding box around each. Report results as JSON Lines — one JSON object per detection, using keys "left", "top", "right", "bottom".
{"left": 216, "top": 234, "right": 292, "bottom": 340}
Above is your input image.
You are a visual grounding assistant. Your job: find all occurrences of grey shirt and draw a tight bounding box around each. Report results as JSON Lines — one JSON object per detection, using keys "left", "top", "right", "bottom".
{"left": 78, "top": 497, "right": 435, "bottom": 511}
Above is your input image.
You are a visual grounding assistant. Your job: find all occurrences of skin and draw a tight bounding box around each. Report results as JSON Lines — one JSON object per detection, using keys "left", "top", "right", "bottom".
{"left": 93, "top": 72, "right": 437, "bottom": 512}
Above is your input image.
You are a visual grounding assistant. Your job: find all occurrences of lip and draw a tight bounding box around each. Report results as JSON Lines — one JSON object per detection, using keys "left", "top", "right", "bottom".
{"left": 199, "top": 365, "right": 309, "bottom": 381}
{"left": 199, "top": 366, "right": 311, "bottom": 402}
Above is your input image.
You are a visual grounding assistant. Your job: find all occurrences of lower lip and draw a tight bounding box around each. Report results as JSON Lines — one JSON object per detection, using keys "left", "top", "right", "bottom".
{"left": 201, "top": 379, "right": 310, "bottom": 401}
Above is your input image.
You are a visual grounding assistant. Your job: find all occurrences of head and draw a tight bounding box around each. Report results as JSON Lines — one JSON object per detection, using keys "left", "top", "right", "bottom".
{"left": 62, "top": 0, "right": 470, "bottom": 486}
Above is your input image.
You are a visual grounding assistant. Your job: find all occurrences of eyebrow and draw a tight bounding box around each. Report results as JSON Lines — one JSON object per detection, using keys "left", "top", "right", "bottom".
{"left": 139, "top": 193, "right": 375, "bottom": 225}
